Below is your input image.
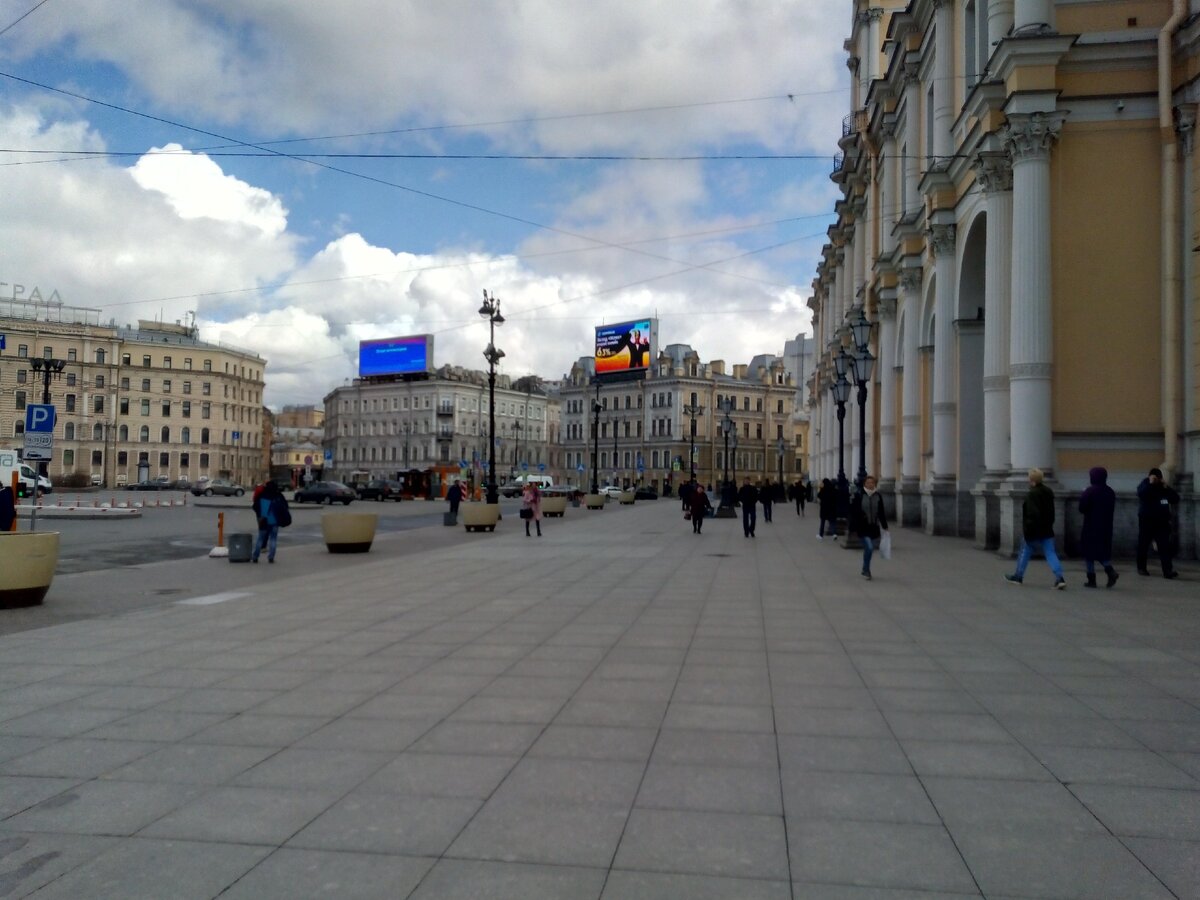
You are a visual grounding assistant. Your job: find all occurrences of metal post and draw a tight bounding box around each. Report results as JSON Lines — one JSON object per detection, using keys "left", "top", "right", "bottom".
{"left": 479, "top": 290, "right": 505, "bottom": 506}
{"left": 591, "top": 381, "right": 601, "bottom": 494}
{"left": 612, "top": 416, "right": 619, "bottom": 487}
{"left": 856, "top": 382, "right": 868, "bottom": 488}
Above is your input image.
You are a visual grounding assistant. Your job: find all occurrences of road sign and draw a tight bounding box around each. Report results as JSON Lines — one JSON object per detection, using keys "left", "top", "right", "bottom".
{"left": 0, "top": 334, "right": 5, "bottom": 350}
{"left": 538, "top": 463, "right": 545, "bottom": 472}
{"left": 24, "top": 404, "right": 55, "bottom": 433}
{"left": 304, "top": 454, "right": 313, "bottom": 465}
{"left": 323, "top": 450, "right": 333, "bottom": 464}
{"left": 521, "top": 461, "right": 528, "bottom": 471}
{"left": 232, "top": 430, "right": 241, "bottom": 442}
{"left": 460, "top": 459, "right": 468, "bottom": 468}
{"left": 576, "top": 464, "right": 585, "bottom": 473}
{"left": 23, "top": 432, "right": 53, "bottom": 461}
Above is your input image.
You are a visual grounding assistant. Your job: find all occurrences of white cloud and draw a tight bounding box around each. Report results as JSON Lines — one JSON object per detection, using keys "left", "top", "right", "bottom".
{"left": 129, "top": 145, "right": 289, "bottom": 236}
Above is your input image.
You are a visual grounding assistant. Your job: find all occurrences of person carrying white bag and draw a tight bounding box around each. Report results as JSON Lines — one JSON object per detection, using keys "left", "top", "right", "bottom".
{"left": 854, "top": 475, "right": 889, "bottom": 580}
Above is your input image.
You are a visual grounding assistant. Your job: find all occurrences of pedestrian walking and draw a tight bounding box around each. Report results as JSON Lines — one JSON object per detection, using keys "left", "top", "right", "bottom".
{"left": 252, "top": 481, "right": 290, "bottom": 564}
{"left": 1004, "top": 468, "right": 1066, "bottom": 589}
{"left": 1136, "top": 467, "right": 1180, "bottom": 578}
{"left": 792, "top": 479, "right": 807, "bottom": 516}
{"left": 521, "top": 482, "right": 542, "bottom": 537}
{"left": 737, "top": 477, "right": 759, "bottom": 538}
{"left": 761, "top": 479, "right": 774, "bottom": 523}
{"left": 446, "top": 480, "right": 463, "bottom": 517}
{"left": 1079, "top": 466, "right": 1118, "bottom": 588}
{"left": 817, "top": 478, "right": 838, "bottom": 539}
{"left": 855, "top": 476, "right": 888, "bottom": 580}
{"left": 689, "top": 483, "right": 712, "bottom": 533}
{"left": 680, "top": 480, "right": 693, "bottom": 512}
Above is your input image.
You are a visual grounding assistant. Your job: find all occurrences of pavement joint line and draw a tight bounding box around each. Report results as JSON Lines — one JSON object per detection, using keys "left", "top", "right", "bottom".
{"left": 176, "top": 592, "right": 255, "bottom": 607}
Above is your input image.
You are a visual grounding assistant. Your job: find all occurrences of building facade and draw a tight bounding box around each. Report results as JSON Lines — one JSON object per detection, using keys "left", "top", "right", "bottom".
{"left": 808, "top": 0, "right": 1199, "bottom": 558}
{"left": 322, "top": 366, "right": 563, "bottom": 490}
{"left": 0, "top": 300, "right": 267, "bottom": 487}
{"left": 559, "top": 345, "right": 800, "bottom": 494}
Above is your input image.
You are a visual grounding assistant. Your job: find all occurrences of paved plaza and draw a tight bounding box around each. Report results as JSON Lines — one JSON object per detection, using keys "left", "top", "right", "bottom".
{"left": 0, "top": 499, "right": 1198, "bottom": 898}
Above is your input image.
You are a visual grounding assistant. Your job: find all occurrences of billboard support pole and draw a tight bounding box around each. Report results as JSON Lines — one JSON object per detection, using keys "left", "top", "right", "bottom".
{"left": 591, "top": 380, "right": 601, "bottom": 494}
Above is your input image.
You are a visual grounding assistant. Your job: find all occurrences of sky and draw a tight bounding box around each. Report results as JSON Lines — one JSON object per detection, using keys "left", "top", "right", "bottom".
{"left": 0, "top": 0, "right": 849, "bottom": 407}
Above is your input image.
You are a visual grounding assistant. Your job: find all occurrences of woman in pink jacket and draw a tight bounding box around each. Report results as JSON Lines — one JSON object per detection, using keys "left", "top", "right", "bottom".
{"left": 521, "top": 483, "right": 542, "bottom": 537}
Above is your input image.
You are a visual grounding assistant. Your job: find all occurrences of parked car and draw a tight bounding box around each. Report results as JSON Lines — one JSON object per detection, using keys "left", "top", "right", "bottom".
{"left": 191, "top": 479, "right": 245, "bottom": 497}
{"left": 36, "top": 474, "right": 53, "bottom": 494}
{"left": 599, "top": 485, "right": 623, "bottom": 499}
{"left": 294, "top": 481, "right": 355, "bottom": 505}
{"left": 634, "top": 486, "right": 658, "bottom": 500}
{"left": 90, "top": 473, "right": 103, "bottom": 486}
{"left": 357, "top": 479, "right": 403, "bottom": 501}
{"left": 127, "top": 479, "right": 165, "bottom": 491}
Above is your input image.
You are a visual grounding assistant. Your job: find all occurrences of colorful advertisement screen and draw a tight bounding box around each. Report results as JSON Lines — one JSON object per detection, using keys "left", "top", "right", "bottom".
{"left": 594, "top": 319, "right": 653, "bottom": 376}
{"left": 358, "top": 334, "right": 431, "bottom": 377}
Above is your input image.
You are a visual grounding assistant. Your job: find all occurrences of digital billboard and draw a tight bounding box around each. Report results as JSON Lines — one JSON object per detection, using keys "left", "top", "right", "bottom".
{"left": 358, "top": 334, "right": 432, "bottom": 377}
{"left": 594, "top": 318, "right": 655, "bottom": 376}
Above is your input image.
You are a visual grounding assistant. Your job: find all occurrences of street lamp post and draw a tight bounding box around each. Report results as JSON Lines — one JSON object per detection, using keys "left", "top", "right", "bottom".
{"left": 718, "top": 398, "right": 734, "bottom": 512}
{"left": 612, "top": 415, "right": 620, "bottom": 487}
{"left": 479, "top": 290, "right": 505, "bottom": 505}
{"left": 730, "top": 432, "right": 739, "bottom": 488}
{"left": 830, "top": 366, "right": 852, "bottom": 523}
{"left": 683, "top": 402, "right": 704, "bottom": 483}
{"left": 512, "top": 421, "right": 522, "bottom": 480}
{"left": 849, "top": 309, "right": 876, "bottom": 490}
{"left": 28, "top": 357, "right": 66, "bottom": 533}
{"left": 776, "top": 436, "right": 786, "bottom": 492}
{"left": 590, "top": 381, "right": 602, "bottom": 494}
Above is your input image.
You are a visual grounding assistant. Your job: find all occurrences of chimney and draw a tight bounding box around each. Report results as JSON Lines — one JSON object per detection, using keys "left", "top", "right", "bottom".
{"left": 733, "top": 364, "right": 748, "bottom": 379}
{"left": 710, "top": 360, "right": 725, "bottom": 375}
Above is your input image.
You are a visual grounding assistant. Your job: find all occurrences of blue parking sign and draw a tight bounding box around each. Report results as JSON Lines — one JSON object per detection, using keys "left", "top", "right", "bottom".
{"left": 24, "top": 404, "right": 55, "bottom": 433}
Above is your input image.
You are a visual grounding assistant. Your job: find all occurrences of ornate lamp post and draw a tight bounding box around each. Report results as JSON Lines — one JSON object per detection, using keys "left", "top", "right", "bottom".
{"left": 683, "top": 401, "right": 704, "bottom": 482}
{"left": 512, "top": 421, "right": 522, "bottom": 480}
{"left": 716, "top": 399, "right": 735, "bottom": 514}
{"left": 730, "top": 432, "right": 739, "bottom": 488}
{"left": 830, "top": 365, "right": 852, "bottom": 520}
{"left": 849, "top": 309, "right": 876, "bottom": 489}
{"left": 479, "top": 290, "right": 505, "bottom": 505}
{"left": 776, "top": 436, "right": 786, "bottom": 491}
{"left": 590, "top": 381, "right": 602, "bottom": 494}
{"left": 611, "top": 415, "right": 620, "bottom": 487}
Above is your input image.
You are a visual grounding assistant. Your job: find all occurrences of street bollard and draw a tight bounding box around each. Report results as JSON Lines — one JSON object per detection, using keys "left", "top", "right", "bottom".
{"left": 8, "top": 472, "right": 17, "bottom": 532}
{"left": 218, "top": 512, "right": 225, "bottom": 547}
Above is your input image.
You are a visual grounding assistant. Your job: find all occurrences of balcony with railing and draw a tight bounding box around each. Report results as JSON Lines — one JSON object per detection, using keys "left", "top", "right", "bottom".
{"left": 436, "top": 401, "right": 455, "bottom": 416}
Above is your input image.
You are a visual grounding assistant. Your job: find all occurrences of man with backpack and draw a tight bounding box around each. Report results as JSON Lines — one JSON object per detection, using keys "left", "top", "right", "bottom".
{"left": 252, "top": 481, "right": 291, "bottom": 564}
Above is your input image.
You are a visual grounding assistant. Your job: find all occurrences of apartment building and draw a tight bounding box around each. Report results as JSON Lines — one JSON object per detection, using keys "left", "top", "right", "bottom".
{"left": 0, "top": 299, "right": 266, "bottom": 487}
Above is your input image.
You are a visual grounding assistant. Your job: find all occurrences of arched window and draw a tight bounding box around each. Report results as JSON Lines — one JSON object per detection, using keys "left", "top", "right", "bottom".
{"left": 95, "top": 348, "right": 106, "bottom": 364}
{"left": 139, "top": 426, "right": 150, "bottom": 442}
{"left": 93, "top": 424, "right": 103, "bottom": 441}
{"left": 161, "top": 426, "right": 170, "bottom": 443}
{"left": 65, "top": 423, "right": 76, "bottom": 440}
{"left": 119, "top": 425, "right": 128, "bottom": 442}
{"left": 181, "top": 427, "right": 191, "bottom": 444}
{"left": 201, "top": 428, "right": 210, "bottom": 445}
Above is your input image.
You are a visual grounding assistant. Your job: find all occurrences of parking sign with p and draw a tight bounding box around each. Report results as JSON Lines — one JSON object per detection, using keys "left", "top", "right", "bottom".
{"left": 25, "top": 404, "right": 55, "bottom": 433}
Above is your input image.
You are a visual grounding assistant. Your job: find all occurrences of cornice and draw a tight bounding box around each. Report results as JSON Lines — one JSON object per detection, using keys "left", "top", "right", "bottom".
{"left": 992, "top": 33, "right": 1077, "bottom": 84}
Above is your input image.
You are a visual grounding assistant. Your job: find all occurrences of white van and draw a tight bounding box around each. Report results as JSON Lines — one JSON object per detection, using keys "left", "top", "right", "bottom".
{"left": 501, "top": 474, "right": 554, "bottom": 498}
{"left": 0, "top": 451, "right": 39, "bottom": 498}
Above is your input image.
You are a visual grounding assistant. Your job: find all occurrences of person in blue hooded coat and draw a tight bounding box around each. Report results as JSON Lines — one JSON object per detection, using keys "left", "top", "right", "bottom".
{"left": 1078, "top": 466, "right": 1118, "bottom": 589}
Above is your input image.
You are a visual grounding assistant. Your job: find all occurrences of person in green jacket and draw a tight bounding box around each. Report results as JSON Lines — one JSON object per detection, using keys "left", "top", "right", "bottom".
{"left": 1005, "top": 468, "right": 1066, "bottom": 589}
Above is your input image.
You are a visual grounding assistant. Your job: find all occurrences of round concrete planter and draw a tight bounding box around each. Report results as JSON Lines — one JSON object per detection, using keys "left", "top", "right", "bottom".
{"left": 0, "top": 531, "right": 60, "bottom": 608}
{"left": 618, "top": 491, "right": 636, "bottom": 505}
{"left": 321, "top": 512, "right": 379, "bottom": 553}
{"left": 462, "top": 503, "right": 501, "bottom": 533}
{"left": 541, "top": 496, "right": 568, "bottom": 518}
{"left": 584, "top": 493, "right": 607, "bottom": 509}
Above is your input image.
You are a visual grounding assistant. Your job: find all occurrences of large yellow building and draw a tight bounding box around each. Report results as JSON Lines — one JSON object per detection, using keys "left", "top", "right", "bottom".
{"left": 0, "top": 299, "right": 267, "bottom": 487}
{"left": 808, "top": 0, "right": 1198, "bottom": 558}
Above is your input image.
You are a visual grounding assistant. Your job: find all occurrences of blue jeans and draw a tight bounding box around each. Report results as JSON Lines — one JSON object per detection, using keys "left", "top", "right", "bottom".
{"left": 862, "top": 535, "right": 875, "bottom": 573}
{"left": 743, "top": 506, "right": 757, "bottom": 535}
{"left": 819, "top": 518, "right": 837, "bottom": 536}
{"left": 1014, "top": 538, "right": 1063, "bottom": 580}
{"left": 254, "top": 525, "right": 278, "bottom": 561}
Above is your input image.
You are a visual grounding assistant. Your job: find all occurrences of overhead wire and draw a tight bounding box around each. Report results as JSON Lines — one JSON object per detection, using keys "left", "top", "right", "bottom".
{"left": 0, "top": 0, "right": 52, "bottom": 38}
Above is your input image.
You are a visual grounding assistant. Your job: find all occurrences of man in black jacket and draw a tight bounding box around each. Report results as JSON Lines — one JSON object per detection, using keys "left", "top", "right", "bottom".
{"left": 1136, "top": 467, "right": 1180, "bottom": 579}
{"left": 1004, "top": 468, "right": 1066, "bottom": 589}
{"left": 737, "top": 478, "right": 758, "bottom": 538}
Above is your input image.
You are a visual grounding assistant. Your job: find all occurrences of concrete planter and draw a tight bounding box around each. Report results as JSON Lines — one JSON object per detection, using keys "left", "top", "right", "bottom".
{"left": 0, "top": 531, "right": 60, "bottom": 608}
{"left": 618, "top": 491, "right": 636, "bottom": 505}
{"left": 462, "top": 503, "right": 501, "bottom": 532}
{"left": 321, "top": 512, "right": 379, "bottom": 553}
{"left": 584, "top": 493, "right": 607, "bottom": 509}
{"left": 541, "top": 496, "right": 568, "bottom": 517}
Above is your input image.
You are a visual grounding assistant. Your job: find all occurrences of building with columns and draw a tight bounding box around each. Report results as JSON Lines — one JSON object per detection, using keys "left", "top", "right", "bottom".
{"left": 808, "top": 0, "right": 1198, "bottom": 558}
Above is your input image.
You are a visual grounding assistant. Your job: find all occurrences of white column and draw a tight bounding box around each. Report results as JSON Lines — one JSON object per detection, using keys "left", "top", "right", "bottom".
{"left": 1014, "top": 0, "right": 1053, "bottom": 31}
{"left": 929, "top": 223, "right": 957, "bottom": 478}
{"left": 1005, "top": 111, "right": 1065, "bottom": 472}
{"left": 881, "top": 123, "right": 898, "bottom": 256}
{"left": 878, "top": 296, "right": 898, "bottom": 482}
{"left": 989, "top": 0, "right": 1015, "bottom": 38}
{"left": 932, "top": 0, "right": 954, "bottom": 161}
{"left": 903, "top": 70, "right": 921, "bottom": 215}
{"left": 900, "top": 267, "right": 923, "bottom": 483}
{"left": 867, "top": 8, "right": 883, "bottom": 82}
{"left": 975, "top": 151, "right": 1014, "bottom": 476}
{"left": 854, "top": 198, "right": 868, "bottom": 301}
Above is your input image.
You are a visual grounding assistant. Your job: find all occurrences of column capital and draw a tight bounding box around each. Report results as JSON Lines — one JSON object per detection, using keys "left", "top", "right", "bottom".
{"left": 973, "top": 150, "right": 1013, "bottom": 193}
{"left": 878, "top": 296, "right": 898, "bottom": 320}
{"left": 1176, "top": 104, "right": 1197, "bottom": 158}
{"left": 880, "top": 116, "right": 899, "bottom": 141}
{"left": 866, "top": 7, "right": 885, "bottom": 23}
{"left": 902, "top": 60, "right": 921, "bottom": 90}
{"left": 899, "top": 266, "right": 924, "bottom": 292}
{"left": 847, "top": 55, "right": 861, "bottom": 74}
{"left": 926, "top": 223, "right": 956, "bottom": 258}
{"left": 1003, "top": 111, "right": 1066, "bottom": 162}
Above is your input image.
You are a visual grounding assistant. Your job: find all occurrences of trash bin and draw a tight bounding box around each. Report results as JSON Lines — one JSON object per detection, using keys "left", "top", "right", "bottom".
{"left": 443, "top": 511, "right": 457, "bottom": 527}
{"left": 228, "top": 533, "right": 254, "bottom": 563}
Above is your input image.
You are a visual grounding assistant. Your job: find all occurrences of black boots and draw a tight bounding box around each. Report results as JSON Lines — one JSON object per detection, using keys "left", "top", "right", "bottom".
{"left": 1084, "top": 572, "right": 1097, "bottom": 589}
{"left": 1105, "top": 565, "right": 1119, "bottom": 588}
